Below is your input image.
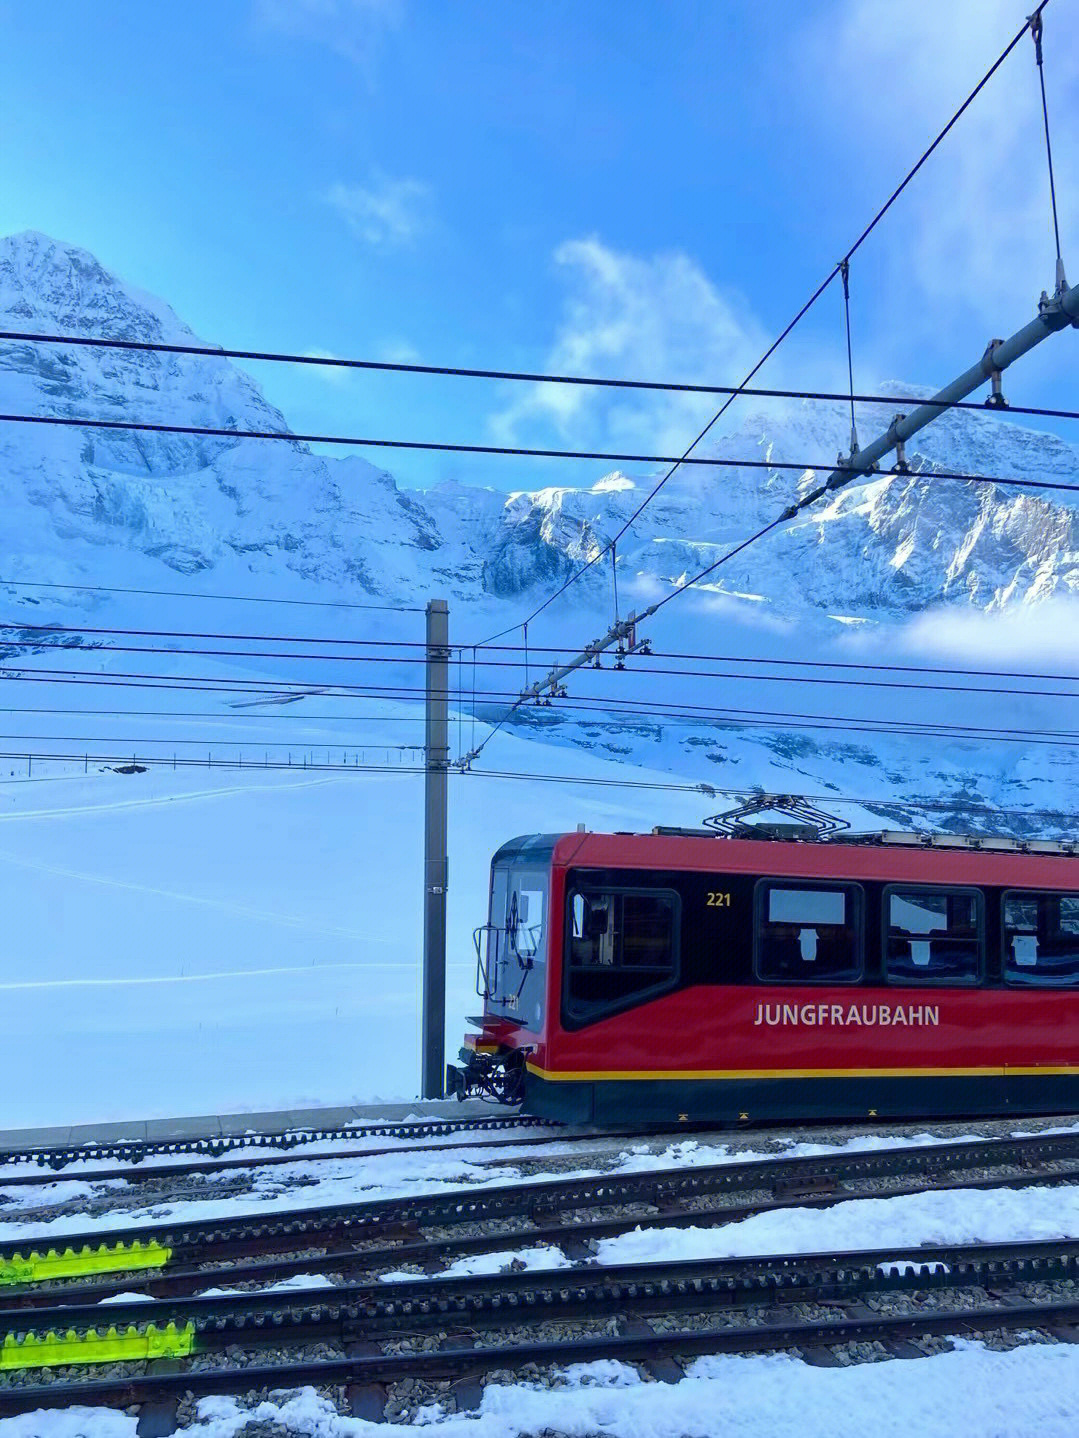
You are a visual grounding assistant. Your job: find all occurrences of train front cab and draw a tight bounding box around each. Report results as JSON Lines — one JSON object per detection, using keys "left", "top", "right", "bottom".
{"left": 515, "top": 831, "right": 1079, "bottom": 1126}
{"left": 447, "top": 834, "right": 558, "bottom": 1104}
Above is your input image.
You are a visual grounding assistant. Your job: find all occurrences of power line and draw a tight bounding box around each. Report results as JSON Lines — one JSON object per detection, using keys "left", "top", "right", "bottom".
{"left": 8, "top": 647, "right": 1079, "bottom": 700}
{"left": 12, "top": 711, "right": 1079, "bottom": 751}
{"left": 0, "top": 732, "right": 423, "bottom": 751}
{"left": 1, "top": 626, "right": 440, "bottom": 655}
{"left": 0, "top": 706, "right": 427, "bottom": 724}
{"left": 6, "top": 623, "right": 1076, "bottom": 687}
{"left": 6, "top": 699, "right": 1078, "bottom": 745}
{"left": 3, "top": 326, "right": 1077, "bottom": 423}
{"left": 1, "top": 747, "right": 1071, "bottom": 827}
{"left": 4, "top": 412, "right": 1078, "bottom": 495}
{"left": 0, "top": 576, "right": 421, "bottom": 612}
{"left": 7, "top": 672, "right": 1079, "bottom": 751}
{"left": 640, "top": 650, "right": 1079, "bottom": 685}
{"left": 465, "top": 767, "right": 1075, "bottom": 822}
{"left": 482, "top": 262, "right": 1079, "bottom": 728}
{"left": 3, "top": 688, "right": 1078, "bottom": 745}
{"left": 468, "top": 4, "right": 1051, "bottom": 649}
{"left": 0, "top": 749, "right": 421, "bottom": 776}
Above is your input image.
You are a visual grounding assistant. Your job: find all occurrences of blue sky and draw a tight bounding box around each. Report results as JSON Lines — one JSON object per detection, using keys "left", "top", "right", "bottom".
{"left": 1, "top": 0, "right": 1076, "bottom": 490}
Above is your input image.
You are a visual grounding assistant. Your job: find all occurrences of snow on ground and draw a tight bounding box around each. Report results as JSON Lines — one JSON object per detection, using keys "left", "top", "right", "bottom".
{"left": 592, "top": 1183, "right": 1079, "bottom": 1265}
{"left": 4, "top": 1340, "right": 1078, "bottom": 1438}
{"left": 0, "top": 691, "right": 730, "bottom": 1128}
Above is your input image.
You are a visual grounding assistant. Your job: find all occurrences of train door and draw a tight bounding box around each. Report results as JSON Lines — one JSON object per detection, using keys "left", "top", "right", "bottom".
{"left": 476, "top": 863, "right": 549, "bottom": 1032}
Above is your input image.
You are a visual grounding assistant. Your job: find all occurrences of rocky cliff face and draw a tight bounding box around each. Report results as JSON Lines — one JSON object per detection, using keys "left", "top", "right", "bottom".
{"left": 3, "top": 230, "right": 1077, "bottom": 627}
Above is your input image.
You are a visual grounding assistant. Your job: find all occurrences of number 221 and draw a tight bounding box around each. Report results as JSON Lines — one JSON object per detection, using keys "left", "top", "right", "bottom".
{"left": 706, "top": 892, "right": 732, "bottom": 907}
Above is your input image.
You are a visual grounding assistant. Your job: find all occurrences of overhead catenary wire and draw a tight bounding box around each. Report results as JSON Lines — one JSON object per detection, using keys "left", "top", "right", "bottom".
{"left": 840, "top": 258, "right": 859, "bottom": 454}
{"left": 5, "top": 622, "right": 1078, "bottom": 686}
{"left": 6, "top": 686, "right": 1079, "bottom": 743}
{"left": 10, "top": 711, "right": 1079, "bottom": 750}
{"left": 0, "top": 732, "right": 424, "bottom": 751}
{"left": 4, "top": 412, "right": 1079, "bottom": 495}
{"left": 0, "top": 706, "right": 430, "bottom": 724}
{"left": 1031, "top": 9, "right": 1067, "bottom": 289}
{"left": 4, "top": 333, "right": 1079, "bottom": 422}
{"left": 9, "top": 682, "right": 1079, "bottom": 751}
{"left": 468, "top": 3, "right": 1053, "bottom": 651}
{"left": 0, "top": 747, "right": 1073, "bottom": 827}
{"left": 7, "top": 647, "right": 1079, "bottom": 699}
{"left": 2, "top": 699, "right": 1075, "bottom": 737}
{"left": 500, "top": 241, "right": 1079, "bottom": 711}
{"left": 0, "top": 577, "right": 422, "bottom": 612}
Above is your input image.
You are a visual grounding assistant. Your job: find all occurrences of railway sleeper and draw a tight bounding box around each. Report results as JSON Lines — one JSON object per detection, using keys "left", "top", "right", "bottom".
{"left": 3, "top": 1298, "right": 1079, "bottom": 1421}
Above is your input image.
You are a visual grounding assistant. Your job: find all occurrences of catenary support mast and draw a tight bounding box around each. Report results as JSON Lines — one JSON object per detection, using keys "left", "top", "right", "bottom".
{"left": 422, "top": 598, "right": 450, "bottom": 1098}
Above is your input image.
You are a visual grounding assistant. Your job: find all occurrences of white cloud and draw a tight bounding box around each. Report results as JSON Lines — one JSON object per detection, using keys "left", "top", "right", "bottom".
{"left": 301, "top": 347, "right": 349, "bottom": 386}
{"left": 897, "top": 596, "right": 1079, "bottom": 667}
{"left": 253, "top": 0, "right": 403, "bottom": 72}
{"left": 489, "top": 237, "right": 769, "bottom": 460}
{"left": 326, "top": 174, "right": 432, "bottom": 248}
{"left": 379, "top": 339, "right": 422, "bottom": 364}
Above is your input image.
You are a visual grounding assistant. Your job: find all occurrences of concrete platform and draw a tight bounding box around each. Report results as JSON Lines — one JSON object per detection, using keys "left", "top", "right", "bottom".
{"left": 0, "top": 1098, "right": 507, "bottom": 1152}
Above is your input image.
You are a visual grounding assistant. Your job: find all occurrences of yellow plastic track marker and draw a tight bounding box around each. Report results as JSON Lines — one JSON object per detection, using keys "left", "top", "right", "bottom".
{"left": 0, "top": 1239, "right": 172, "bottom": 1286}
{"left": 1, "top": 1321, "right": 196, "bottom": 1369}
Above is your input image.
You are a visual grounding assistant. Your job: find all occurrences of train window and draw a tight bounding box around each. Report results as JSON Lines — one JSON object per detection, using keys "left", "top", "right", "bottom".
{"left": 884, "top": 887, "right": 983, "bottom": 985}
{"left": 1002, "top": 891, "right": 1079, "bottom": 986}
{"left": 508, "top": 886, "right": 545, "bottom": 961}
{"left": 755, "top": 883, "right": 862, "bottom": 983}
{"left": 564, "top": 889, "right": 679, "bottom": 1023}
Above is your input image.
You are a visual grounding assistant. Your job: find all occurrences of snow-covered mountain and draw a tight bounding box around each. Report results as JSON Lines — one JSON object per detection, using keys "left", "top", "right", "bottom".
{"left": 3, "top": 230, "right": 1078, "bottom": 622}
{"left": 3, "top": 230, "right": 1078, "bottom": 838}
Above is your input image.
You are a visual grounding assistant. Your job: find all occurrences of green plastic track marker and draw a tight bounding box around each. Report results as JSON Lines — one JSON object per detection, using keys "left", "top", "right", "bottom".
{"left": 0, "top": 1239, "right": 172, "bottom": 1286}
{"left": 1, "top": 1321, "right": 196, "bottom": 1369}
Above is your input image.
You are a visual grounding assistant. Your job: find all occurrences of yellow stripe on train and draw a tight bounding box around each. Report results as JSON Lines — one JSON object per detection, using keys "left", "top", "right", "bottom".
{"left": 0, "top": 1321, "right": 195, "bottom": 1369}
{"left": 0, "top": 1239, "right": 172, "bottom": 1286}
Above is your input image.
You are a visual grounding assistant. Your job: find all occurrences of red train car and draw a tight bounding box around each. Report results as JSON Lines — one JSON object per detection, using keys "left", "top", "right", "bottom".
{"left": 447, "top": 826, "right": 1079, "bottom": 1124}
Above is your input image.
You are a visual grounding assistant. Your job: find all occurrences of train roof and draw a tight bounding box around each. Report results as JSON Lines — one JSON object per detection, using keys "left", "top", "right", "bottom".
{"left": 492, "top": 827, "right": 1079, "bottom": 889}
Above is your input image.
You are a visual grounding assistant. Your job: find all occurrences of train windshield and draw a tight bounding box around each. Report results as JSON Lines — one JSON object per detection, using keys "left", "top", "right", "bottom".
{"left": 476, "top": 864, "right": 549, "bottom": 1028}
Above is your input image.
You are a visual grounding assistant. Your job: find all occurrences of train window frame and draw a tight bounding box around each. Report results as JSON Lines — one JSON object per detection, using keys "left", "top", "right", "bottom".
{"left": 882, "top": 883, "right": 985, "bottom": 988}
{"left": 1000, "top": 888, "right": 1079, "bottom": 989}
{"left": 561, "top": 883, "right": 681, "bottom": 1030}
{"left": 752, "top": 880, "right": 865, "bottom": 986}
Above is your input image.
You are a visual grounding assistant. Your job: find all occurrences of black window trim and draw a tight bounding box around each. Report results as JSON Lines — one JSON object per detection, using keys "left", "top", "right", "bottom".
{"left": 561, "top": 882, "right": 682, "bottom": 1030}
{"left": 752, "top": 878, "right": 865, "bottom": 986}
{"left": 1000, "top": 886, "right": 1079, "bottom": 990}
{"left": 882, "top": 882, "right": 985, "bottom": 988}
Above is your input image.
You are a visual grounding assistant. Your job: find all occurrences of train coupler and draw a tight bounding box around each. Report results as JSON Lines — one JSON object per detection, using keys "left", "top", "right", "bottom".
{"left": 446, "top": 1047, "right": 525, "bottom": 1105}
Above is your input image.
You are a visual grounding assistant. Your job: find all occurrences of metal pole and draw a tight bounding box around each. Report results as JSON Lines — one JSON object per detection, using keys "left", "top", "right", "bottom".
{"left": 422, "top": 598, "right": 450, "bottom": 1098}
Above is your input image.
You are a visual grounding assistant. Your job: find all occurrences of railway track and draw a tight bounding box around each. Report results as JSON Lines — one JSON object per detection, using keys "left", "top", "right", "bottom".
{"left": 3, "top": 1129, "right": 1077, "bottom": 1305}
{"left": 0, "top": 1116, "right": 804, "bottom": 1193}
{"left": 0, "top": 1112, "right": 553, "bottom": 1174}
{"left": 0, "top": 1236, "right": 1075, "bottom": 1423}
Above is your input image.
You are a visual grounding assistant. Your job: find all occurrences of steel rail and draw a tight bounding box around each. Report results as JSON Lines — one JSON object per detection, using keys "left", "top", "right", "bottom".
{"left": 1, "top": 1298, "right": 1076, "bottom": 1418}
{"left": 4, "top": 1234, "right": 1078, "bottom": 1348}
{"left": 0, "top": 1122, "right": 688, "bottom": 1189}
{"left": 0, "top": 1113, "right": 550, "bottom": 1172}
{"left": 4, "top": 1132, "right": 1077, "bottom": 1298}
